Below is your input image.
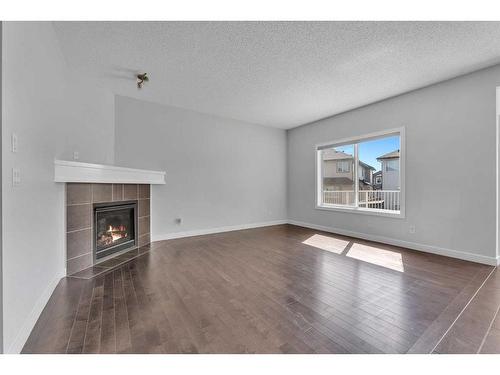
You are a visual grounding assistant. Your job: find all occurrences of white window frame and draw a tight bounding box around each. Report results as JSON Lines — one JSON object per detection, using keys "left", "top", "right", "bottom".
{"left": 315, "top": 127, "right": 405, "bottom": 218}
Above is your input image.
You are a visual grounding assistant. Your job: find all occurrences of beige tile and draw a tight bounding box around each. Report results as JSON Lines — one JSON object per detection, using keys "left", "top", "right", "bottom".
{"left": 139, "top": 184, "right": 150, "bottom": 199}
{"left": 116, "top": 249, "right": 139, "bottom": 261}
{"left": 67, "top": 183, "right": 91, "bottom": 205}
{"left": 70, "top": 266, "right": 108, "bottom": 280}
{"left": 67, "top": 253, "right": 92, "bottom": 275}
{"left": 480, "top": 327, "right": 500, "bottom": 353}
{"left": 138, "top": 199, "right": 150, "bottom": 217}
{"left": 97, "top": 256, "right": 127, "bottom": 268}
{"left": 92, "top": 184, "right": 112, "bottom": 203}
{"left": 138, "top": 233, "right": 151, "bottom": 247}
{"left": 408, "top": 265, "right": 494, "bottom": 354}
{"left": 67, "top": 228, "right": 91, "bottom": 259}
{"left": 435, "top": 275, "right": 500, "bottom": 353}
{"left": 67, "top": 204, "right": 91, "bottom": 232}
{"left": 112, "top": 184, "right": 124, "bottom": 201}
{"left": 433, "top": 335, "right": 477, "bottom": 354}
{"left": 493, "top": 311, "right": 500, "bottom": 330}
{"left": 138, "top": 216, "right": 150, "bottom": 236}
{"left": 123, "top": 184, "right": 138, "bottom": 200}
{"left": 149, "top": 241, "right": 165, "bottom": 251}
{"left": 138, "top": 244, "right": 152, "bottom": 255}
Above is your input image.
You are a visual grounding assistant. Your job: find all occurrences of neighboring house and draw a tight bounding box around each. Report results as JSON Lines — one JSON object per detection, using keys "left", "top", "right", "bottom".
{"left": 377, "top": 149, "right": 400, "bottom": 190}
{"left": 322, "top": 149, "right": 375, "bottom": 190}
{"left": 373, "top": 170, "right": 382, "bottom": 190}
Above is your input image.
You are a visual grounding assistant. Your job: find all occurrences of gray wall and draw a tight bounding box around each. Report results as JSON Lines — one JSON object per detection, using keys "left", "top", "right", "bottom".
{"left": 497, "top": 90, "right": 500, "bottom": 261}
{"left": 114, "top": 96, "right": 287, "bottom": 239}
{"left": 0, "top": 21, "right": 3, "bottom": 354}
{"left": 2, "top": 22, "right": 114, "bottom": 353}
{"left": 288, "top": 64, "right": 500, "bottom": 264}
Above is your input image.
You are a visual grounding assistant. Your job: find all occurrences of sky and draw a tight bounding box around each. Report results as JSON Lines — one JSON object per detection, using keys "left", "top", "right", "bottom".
{"left": 335, "top": 135, "right": 399, "bottom": 172}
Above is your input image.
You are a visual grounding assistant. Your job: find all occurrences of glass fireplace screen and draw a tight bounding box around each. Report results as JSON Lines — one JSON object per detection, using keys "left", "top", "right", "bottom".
{"left": 94, "top": 202, "right": 137, "bottom": 259}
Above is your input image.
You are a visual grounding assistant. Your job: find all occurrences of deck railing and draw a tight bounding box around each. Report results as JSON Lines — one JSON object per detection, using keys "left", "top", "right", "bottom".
{"left": 322, "top": 190, "right": 400, "bottom": 211}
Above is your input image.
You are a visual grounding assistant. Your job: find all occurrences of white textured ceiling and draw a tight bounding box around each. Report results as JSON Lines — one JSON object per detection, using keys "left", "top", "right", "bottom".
{"left": 53, "top": 21, "right": 500, "bottom": 129}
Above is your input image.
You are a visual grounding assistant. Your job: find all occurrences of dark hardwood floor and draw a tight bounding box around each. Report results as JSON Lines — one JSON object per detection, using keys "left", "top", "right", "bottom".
{"left": 22, "top": 224, "right": 499, "bottom": 354}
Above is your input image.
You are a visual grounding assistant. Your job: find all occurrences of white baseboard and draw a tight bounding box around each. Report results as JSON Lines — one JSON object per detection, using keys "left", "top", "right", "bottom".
{"left": 6, "top": 269, "right": 65, "bottom": 354}
{"left": 152, "top": 219, "right": 288, "bottom": 241}
{"left": 288, "top": 219, "right": 498, "bottom": 266}
{"left": 153, "top": 219, "right": 498, "bottom": 265}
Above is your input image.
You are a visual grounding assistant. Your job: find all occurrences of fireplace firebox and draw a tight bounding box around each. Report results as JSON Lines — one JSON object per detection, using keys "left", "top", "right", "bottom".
{"left": 94, "top": 201, "right": 137, "bottom": 260}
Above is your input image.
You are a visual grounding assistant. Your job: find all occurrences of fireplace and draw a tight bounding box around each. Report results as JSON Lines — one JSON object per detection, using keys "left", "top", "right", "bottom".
{"left": 94, "top": 201, "right": 137, "bottom": 260}
{"left": 66, "top": 183, "right": 151, "bottom": 276}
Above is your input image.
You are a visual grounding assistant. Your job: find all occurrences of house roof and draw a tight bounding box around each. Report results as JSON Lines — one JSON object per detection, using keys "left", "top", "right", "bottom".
{"left": 373, "top": 170, "right": 382, "bottom": 177}
{"left": 377, "top": 149, "right": 400, "bottom": 160}
{"left": 360, "top": 161, "right": 376, "bottom": 171}
{"left": 322, "top": 149, "right": 375, "bottom": 170}
{"left": 322, "top": 149, "right": 353, "bottom": 161}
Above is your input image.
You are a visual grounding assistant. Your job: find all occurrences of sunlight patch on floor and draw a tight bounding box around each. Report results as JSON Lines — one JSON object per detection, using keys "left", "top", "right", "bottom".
{"left": 346, "top": 243, "right": 405, "bottom": 272}
{"left": 302, "top": 234, "right": 349, "bottom": 254}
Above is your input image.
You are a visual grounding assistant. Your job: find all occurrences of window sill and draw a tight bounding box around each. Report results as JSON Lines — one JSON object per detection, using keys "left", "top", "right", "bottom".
{"left": 315, "top": 204, "right": 405, "bottom": 219}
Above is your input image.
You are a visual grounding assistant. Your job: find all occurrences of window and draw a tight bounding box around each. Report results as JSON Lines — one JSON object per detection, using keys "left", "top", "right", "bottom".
{"left": 316, "top": 129, "right": 403, "bottom": 216}
{"left": 336, "top": 160, "right": 351, "bottom": 173}
{"left": 384, "top": 159, "right": 399, "bottom": 172}
{"left": 358, "top": 167, "right": 365, "bottom": 179}
{"left": 320, "top": 145, "right": 355, "bottom": 206}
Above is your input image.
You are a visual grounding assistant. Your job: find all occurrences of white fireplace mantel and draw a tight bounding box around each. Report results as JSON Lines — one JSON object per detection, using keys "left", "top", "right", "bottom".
{"left": 54, "top": 159, "right": 166, "bottom": 184}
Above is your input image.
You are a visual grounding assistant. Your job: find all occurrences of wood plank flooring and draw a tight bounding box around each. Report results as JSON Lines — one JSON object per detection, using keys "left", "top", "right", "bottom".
{"left": 22, "top": 224, "right": 499, "bottom": 354}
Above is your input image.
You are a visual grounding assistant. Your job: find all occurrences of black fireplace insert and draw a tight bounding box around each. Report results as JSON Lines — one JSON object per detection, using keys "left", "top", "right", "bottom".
{"left": 94, "top": 201, "right": 137, "bottom": 260}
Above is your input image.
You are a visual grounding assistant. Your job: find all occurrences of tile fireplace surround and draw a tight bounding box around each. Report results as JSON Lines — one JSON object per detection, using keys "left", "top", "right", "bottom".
{"left": 66, "top": 183, "right": 151, "bottom": 275}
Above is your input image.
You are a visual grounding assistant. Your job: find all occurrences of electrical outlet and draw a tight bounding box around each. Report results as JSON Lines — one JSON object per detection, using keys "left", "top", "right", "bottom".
{"left": 409, "top": 225, "right": 416, "bottom": 234}
{"left": 11, "top": 133, "right": 18, "bottom": 153}
{"left": 73, "top": 151, "right": 79, "bottom": 160}
{"left": 12, "top": 168, "right": 21, "bottom": 187}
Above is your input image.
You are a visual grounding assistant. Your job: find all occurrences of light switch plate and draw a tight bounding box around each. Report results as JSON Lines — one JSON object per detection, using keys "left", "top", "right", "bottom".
{"left": 12, "top": 168, "right": 21, "bottom": 187}
{"left": 11, "top": 133, "right": 18, "bottom": 153}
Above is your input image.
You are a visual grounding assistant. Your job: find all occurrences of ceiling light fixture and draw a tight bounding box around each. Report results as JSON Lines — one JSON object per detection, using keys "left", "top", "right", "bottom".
{"left": 137, "top": 73, "right": 149, "bottom": 89}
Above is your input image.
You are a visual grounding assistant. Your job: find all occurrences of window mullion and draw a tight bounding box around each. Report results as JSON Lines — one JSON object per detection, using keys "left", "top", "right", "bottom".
{"left": 354, "top": 143, "right": 359, "bottom": 207}
{"left": 317, "top": 150, "right": 323, "bottom": 206}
